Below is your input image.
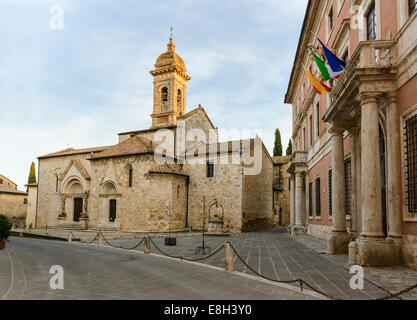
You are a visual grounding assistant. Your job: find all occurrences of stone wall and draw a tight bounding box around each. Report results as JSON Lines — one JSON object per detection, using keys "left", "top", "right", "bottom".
{"left": 88, "top": 154, "right": 187, "bottom": 231}
{"left": 272, "top": 159, "right": 291, "bottom": 227}
{"left": 308, "top": 224, "right": 331, "bottom": 241}
{"left": 185, "top": 152, "right": 243, "bottom": 232}
{"left": 0, "top": 193, "right": 27, "bottom": 221}
{"left": 242, "top": 144, "right": 273, "bottom": 231}
{"left": 402, "top": 235, "right": 417, "bottom": 270}
{"left": 37, "top": 154, "right": 92, "bottom": 228}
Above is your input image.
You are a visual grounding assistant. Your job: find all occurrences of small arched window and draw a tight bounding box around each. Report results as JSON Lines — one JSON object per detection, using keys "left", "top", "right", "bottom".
{"left": 161, "top": 87, "right": 168, "bottom": 102}
{"left": 128, "top": 168, "right": 133, "bottom": 187}
{"left": 177, "top": 89, "right": 182, "bottom": 108}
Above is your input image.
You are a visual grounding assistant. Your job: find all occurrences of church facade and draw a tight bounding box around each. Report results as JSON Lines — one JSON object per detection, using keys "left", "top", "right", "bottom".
{"left": 33, "top": 37, "right": 273, "bottom": 232}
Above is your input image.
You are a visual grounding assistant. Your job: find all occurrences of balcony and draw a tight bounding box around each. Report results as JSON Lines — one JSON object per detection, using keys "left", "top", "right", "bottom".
{"left": 324, "top": 40, "right": 397, "bottom": 124}
{"left": 287, "top": 151, "right": 308, "bottom": 174}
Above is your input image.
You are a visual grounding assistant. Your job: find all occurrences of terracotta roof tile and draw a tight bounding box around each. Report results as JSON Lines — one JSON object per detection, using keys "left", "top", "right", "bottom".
{"left": 149, "top": 163, "right": 188, "bottom": 177}
{"left": 0, "top": 185, "right": 27, "bottom": 196}
{"left": 89, "top": 136, "right": 156, "bottom": 160}
{"left": 38, "top": 146, "right": 111, "bottom": 159}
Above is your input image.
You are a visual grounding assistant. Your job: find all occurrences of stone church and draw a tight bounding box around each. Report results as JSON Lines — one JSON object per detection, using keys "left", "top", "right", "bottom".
{"left": 33, "top": 37, "right": 274, "bottom": 232}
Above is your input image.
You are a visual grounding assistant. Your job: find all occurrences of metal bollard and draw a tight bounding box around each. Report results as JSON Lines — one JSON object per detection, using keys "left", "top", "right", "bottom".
{"left": 68, "top": 230, "right": 72, "bottom": 243}
{"left": 189, "top": 226, "right": 192, "bottom": 235}
{"left": 98, "top": 231, "right": 103, "bottom": 246}
{"left": 224, "top": 242, "right": 234, "bottom": 272}
{"left": 144, "top": 236, "right": 150, "bottom": 254}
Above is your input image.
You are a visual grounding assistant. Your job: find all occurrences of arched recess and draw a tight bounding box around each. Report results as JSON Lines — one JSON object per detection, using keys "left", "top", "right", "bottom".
{"left": 100, "top": 180, "right": 118, "bottom": 195}
{"left": 63, "top": 177, "right": 85, "bottom": 195}
{"left": 100, "top": 180, "right": 119, "bottom": 225}
{"left": 61, "top": 177, "right": 86, "bottom": 222}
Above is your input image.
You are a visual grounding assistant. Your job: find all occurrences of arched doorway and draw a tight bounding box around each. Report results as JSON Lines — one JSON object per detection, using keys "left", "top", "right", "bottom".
{"left": 379, "top": 125, "right": 387, "bottom": 237}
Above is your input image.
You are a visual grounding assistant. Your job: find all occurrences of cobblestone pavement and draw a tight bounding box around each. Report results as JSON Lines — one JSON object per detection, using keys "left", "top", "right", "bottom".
{"left": 86, "top": 230, "right": 417, "bottom": 300}
{"left": 292, "top": 234, "right": 417, "bottom": 300}
{"left": 0, "top": 237, "right": 318, "bottom": 300}
{"left": 11, "top": 228, "right": 417, "bottom": 300}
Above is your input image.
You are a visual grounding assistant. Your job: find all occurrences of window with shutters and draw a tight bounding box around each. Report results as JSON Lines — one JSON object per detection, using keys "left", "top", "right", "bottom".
{"left": 315, "top": 177, "right": 321, "bottom": 216}
{"left": 405, "top": 114, "right": 417, "bottom": 212}
{"left": 328, "top": 169, "right": 332, "bottom": 216}
{"left": 345, "top": 158, "right": 352, "bottom": 216}
{"left": 309, "top": 181, "right": 313, "bottom": 217}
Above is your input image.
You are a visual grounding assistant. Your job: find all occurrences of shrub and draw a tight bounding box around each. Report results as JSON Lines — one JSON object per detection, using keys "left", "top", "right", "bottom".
{"left": 0, "top": 215, "right": 12, "bottom": 241}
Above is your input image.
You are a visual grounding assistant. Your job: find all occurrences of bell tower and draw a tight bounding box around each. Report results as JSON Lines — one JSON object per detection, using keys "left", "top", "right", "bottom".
{"left": 150, "top": 36, "right": 191, "bottom": 128}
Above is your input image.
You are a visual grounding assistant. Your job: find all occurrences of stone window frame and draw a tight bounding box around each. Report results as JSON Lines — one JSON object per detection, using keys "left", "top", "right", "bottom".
{"left": 308, "top": 179, "right": 314, "bottom": 219}
{"left": 366, "top": 3, "right": 377, "bottom": 40}
{"left": 344, "top": 155, "right": 352, "bottom": 220}
{"left": 303, "top": 125, "right": 306, "bottom": 151}
{"left": 314, "top": 175, "right": 322, "bottom": 219}
{"left": 400, "top": 104, "right": 417, "bottom": 221}
{"left": 326, "top": 1, "right": 335, "bottom": 42}
{"left": 357, "top": 0, "right": 381, "bottom": 42}
{"left": 328, "top": 167, "right": 333, "bottom": 218}
{"left": 315, "top": 100, "right": 320, "bottom": 140}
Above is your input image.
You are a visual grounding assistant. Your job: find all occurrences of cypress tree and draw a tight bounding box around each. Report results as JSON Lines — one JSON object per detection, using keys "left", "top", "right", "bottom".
{"left": 273, "top": 128, "right": 283, "bottom": 156}
{"left": 286, "top": 139, "right": 293, "bottom": 156}
{"left": 28, "top": 162, "right": 36, "bottom": 185}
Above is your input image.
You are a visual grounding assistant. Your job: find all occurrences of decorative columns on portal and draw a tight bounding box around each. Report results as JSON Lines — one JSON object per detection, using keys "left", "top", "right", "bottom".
{"left": 287, "top": 151, "right": 308, "bottom": 235}
{"left": 327, "top": 125, "right": 351, "bottom": 254}
{"left": 355, "top": 93, "right": 402, "bottom": 266}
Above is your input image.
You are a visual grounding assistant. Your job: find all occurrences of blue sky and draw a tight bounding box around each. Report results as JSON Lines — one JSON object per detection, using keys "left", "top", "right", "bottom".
{"left": 0, "top": 0, "right": 308, "bottom": 190}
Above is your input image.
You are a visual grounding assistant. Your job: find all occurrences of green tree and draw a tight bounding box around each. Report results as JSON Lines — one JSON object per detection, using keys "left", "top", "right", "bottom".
{"left": 273, "top": 128, "right": 283, "bottom": 156}
{"left": 28, "top": 162, "right": 37, "bottom": 185}
{"left": 286, "top": 139, "right": 293, "bottom": 156}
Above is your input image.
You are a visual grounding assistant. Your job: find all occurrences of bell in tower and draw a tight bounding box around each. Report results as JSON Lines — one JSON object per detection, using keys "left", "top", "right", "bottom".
{"left": 149, "top": 35, "right": 191, "bottom": 128}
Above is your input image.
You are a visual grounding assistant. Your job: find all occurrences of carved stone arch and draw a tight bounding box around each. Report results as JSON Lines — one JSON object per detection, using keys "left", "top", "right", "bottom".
{"left": 100, "top": 180, "right": 119, "bottom": 195}
{"left": 63, "top": 176, "right": 85, "bottom": 195}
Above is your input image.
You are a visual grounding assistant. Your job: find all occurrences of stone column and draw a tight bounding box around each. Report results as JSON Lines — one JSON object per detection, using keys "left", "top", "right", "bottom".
{"left": 289, "top": 176, "right": 295, "bottom": 226}
{"left": 327, "top": 126, "right": 350, "bottom": 254}
{"left": 349, "top": 127, "right": 360, "bottom": 235}
{"left": 385, "top": 93, "right": 402, "bottom": 239}
{"left": 356, "top": 93, "right": 401, "bottom": 266}
{"left": 292, "top": 171, "right": 305, "bottom": 235}
{"left": 360, "top": 94, "right": 384, "bottom": 238}
{"left": 354, "top": 126, "right": 362, "bottom": 234}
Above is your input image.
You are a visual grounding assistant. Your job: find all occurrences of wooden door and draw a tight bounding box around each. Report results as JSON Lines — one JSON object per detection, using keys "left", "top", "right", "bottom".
{"left": 74, "top": 198, "right": 83, "bottom": 222}
{"left": 109, "top": 199, "right": 116, "bottom": 222}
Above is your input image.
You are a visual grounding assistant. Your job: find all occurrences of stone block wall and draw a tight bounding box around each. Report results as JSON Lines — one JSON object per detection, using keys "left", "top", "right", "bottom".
{"left": 242, "top": 144, "right": 273, "bottom": 231}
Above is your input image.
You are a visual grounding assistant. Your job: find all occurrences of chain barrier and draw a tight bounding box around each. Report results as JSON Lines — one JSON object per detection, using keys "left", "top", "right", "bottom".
{"left": 72, "top": 230, "right": 417, "bottom": 300}
{"left": 149, "top": 238, "right": 224, "bottom": 262}
{"left": 100, "top": 231, "right": 145, "bottom": 250}
{"left": 80, "top": 231, "right": 99, "bottom": 244}
{"left": 376, "top": 283, "right": 417, "bottom": 300}
{"left": 228, "top": 243, "right": 339, "bottom": 300}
